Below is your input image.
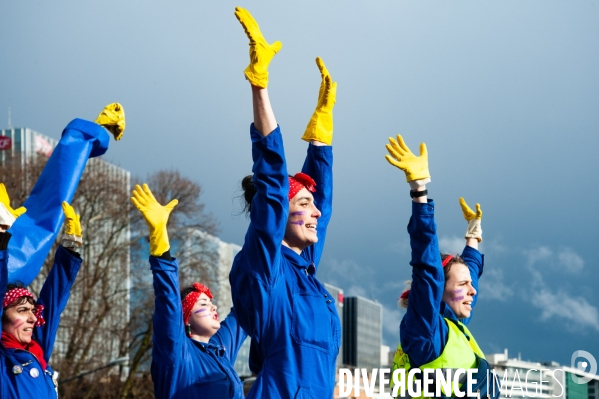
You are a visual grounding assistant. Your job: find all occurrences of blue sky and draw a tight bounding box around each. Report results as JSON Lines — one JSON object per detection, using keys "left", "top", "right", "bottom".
{"left": 1, "top": 1, "right": 598, "bottom": 367}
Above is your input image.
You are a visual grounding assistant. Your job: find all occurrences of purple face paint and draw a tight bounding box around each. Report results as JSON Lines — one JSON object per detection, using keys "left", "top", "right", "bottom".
{"left": 193, "top": 308, "right": 212, "bottom": 317}
{"left": 453, "top": 289, "right": 463, "bottom": 294}
{"left": 13, "top": 321, "right": 25, "bottom": 329}
{"left": 451, "top": 296, "right": 465, "bottom": 302}
{"left": 291, "top": 211, "right": 306, "bottom": 216}
{"left": 290, "top": 220, "right": 304, "bottom": 225}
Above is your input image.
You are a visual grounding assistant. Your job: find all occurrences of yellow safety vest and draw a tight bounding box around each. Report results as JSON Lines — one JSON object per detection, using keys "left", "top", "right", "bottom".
{"left": 391, "top": 318, "right": 485, "bottom": 398}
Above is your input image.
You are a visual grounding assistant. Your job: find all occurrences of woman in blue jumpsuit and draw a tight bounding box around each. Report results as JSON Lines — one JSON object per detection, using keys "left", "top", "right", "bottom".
{"left": 385, "top": 135, "right": 499, "bottom": 398}
{"left": 229, "top": 7, "right": 341, "bottom": 398}
{"left": 131, "top": 184, "right": 247, "bottom": 399}
{"left": 0, "top": 192, "right": 84, "bottom": 399}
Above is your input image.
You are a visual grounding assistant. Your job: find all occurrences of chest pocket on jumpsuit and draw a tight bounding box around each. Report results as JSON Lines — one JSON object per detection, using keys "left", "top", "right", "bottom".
{"left": 291, "top": 289, "right": 333, "bottom": 352}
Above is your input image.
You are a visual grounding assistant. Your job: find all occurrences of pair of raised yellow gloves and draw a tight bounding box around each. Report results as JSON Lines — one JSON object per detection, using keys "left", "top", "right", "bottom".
{"left": 384, "top": 136, "right": 483, "bottom": 242}
{"left": 235, "top": 7, "right": 337, "bottom": 145}
{"left": 0, "top": 184, "right": 83, "bottom": 247}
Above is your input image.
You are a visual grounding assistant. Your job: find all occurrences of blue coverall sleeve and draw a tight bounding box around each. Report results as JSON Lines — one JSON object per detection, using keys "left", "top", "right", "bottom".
{"left": 35, "top": 246, "right": 83, "bottom": 361}
{"left": 211, "top": 307, "right": 248, "bottom": 365}
{"left": 8, "top": 119, "right": 109, "bottom": 286}
{"left": 300, "top": 144, "right": 333, "bottom": 269}
{"left": 400, "top": 200, "right": 447, "bottom": 367}
{"left": 150, "top": 256, "right": 186, "bottom": 366}
{"left": 459, "top": 245, "right": 484, "bottom": 325}
{"left": 243, "top": 124, "right": 289, "bottom": 285}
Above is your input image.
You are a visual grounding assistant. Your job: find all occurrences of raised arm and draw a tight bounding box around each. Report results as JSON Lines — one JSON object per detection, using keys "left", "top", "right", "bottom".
{"left": 36, "top": 202, "right": 83, "bottom": 360}
{"left": 235, "top": 7, "right": 289, "bottom": 283}
{"left": 458, "top": 197, "right": 484, "bottom": 325}
{"left": 131, "top": 184, "right": 185, "bottom": 364}
{"left": 386, "top": 135, "right": 447, "bottom": 366}
{"left": 301, "top": 57, "right": 337, "bottom": 267}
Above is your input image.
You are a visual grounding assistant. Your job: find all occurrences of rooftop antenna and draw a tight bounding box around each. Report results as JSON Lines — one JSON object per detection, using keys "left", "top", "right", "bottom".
{"left": 7, "top": 106, "right": 12, "bottom": 129}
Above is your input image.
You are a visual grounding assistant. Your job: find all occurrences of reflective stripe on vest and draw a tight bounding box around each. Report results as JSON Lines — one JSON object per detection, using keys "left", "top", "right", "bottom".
{"left": 391, "top": 318, "right": 485, "bottom": 398}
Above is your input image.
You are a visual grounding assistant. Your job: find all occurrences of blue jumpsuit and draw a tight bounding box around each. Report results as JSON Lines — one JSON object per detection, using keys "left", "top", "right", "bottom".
{"left": 149, "top": 255, "right": 247, "bottom": 399}
{"left": 229, "top": 125, "right": 341, "bottom": 399}
{"left": 1, "top": 241, "right": 82, "bottom": 399}
{"left": 400, "top": 200, "right": 483, "bottom": 368}
{"left": 8, "top": 119, "right": 109, "bottom": 285}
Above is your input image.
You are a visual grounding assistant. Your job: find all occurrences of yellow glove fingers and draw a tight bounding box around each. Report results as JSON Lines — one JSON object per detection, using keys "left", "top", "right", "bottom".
{"left": 316, "top": 57, "right": 330, "bottom": 80}
{"left": 459, "top": 197, "right": 475, "bottom": 220}
{"left": 475, "top": 203, "right": 483, "bottom": 219}
{"left": 269, "top": 41, "right": 282, "bottom": 54}
{"left": 385, "top": 154, "right": 404, "bottom": 170}
{"left": 62, "top": 201, "right": 75, "bottom": 219}
{"left": 132, "top": 185, "right": 149, "bottom": 208}
{"left": 130, "top": 196, "right": 144, "bottom": 212}
{"left": 164, "top": 199, "right": 179, "bottom": 212}
{"left": 419, "top": 143, "right": 428, "bottom": 158}
{"left": 387, "top": 139, "right": 409, "bottom": 158}
{"left": 395, "top": 135, "right": 413, "bottom": 155}
{"left": 235, "top": 7, "right": 261, "bottom": 43}
{"left": 142, "top": 183, "right": 158, "bottom": 203}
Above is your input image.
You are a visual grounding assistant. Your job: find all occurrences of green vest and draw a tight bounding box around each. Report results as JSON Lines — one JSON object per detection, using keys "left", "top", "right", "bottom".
{"left": 391, "top": 318, "right": 485, "bottom": 398}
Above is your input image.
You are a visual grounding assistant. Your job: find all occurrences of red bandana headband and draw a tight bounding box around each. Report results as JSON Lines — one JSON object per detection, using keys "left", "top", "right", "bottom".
{"left": 181, "top": 282, "right": 213, "bottom": 330}
{"left": 288, "top": 173, "right": 317, "bottom": 201}
{"left": 2, "top": 288, "right": 45, "bottom": 327}
{"left": 400, "top": 255, "right": 456, "bottom": 301}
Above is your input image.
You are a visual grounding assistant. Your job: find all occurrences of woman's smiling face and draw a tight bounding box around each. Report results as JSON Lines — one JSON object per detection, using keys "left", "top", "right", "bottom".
{"left": 283, "top": 188, "right": 322, "bottom": 253}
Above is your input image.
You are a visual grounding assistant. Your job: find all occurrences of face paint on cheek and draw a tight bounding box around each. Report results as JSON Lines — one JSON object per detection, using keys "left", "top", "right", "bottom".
{"left": 194, "top": 308, "right": 212, "bottom": 317}
{"left": 290, "top": 211, "right": 306, "bottom": 216}
{"left": 290, "top": 220, "right": 304, "bottom": 226}
{"left": 453, "top": 289, "right": 463, "bottom": 294}
{"left": 451, "top": 296, "right": 465, "bottom": 302}
{"left": 13, "top": 321, "right": 25, "bottom": 329}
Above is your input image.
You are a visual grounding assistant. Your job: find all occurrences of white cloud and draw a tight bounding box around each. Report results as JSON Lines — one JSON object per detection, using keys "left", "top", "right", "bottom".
{"left": 524, "top": 246, "right": 584, "bottom": 274}
{"left": 438, "top": 235, "right": 464, "bottom": 254}
{"left": 530, "top": 289, "right": 599, "bottom": 333}
{"left": 382, "top": 303, "right": 402, "bottom": 342}
{"left": 557, "top": 248, "right": 584, "bottom": 273}
{"left": 479, "top": 269, "right": 513, "bottom": 301}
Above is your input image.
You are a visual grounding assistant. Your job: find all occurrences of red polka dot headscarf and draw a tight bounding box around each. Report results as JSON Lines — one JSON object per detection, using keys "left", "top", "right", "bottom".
{"left": 288, "top": 173, "right": 317, "bottom": 201}
{"left": 399, "top": 255, "right": 456, "bottom": 301}
{"left": 2, "top": 288, "right": 45, "bottom": 327}
{"left": 181, "top": 283, "right": 213, "bottom": 332}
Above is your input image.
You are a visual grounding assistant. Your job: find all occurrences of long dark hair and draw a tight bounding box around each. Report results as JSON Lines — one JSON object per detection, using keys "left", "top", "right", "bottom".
{"left": 241, "top": 175, "right": 256, "bottom": 215}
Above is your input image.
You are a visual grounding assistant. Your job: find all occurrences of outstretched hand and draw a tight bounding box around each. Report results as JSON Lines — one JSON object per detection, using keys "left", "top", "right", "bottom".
{"left": 131, "top": 184, "right": 178, "bottom": 256}
{"left": 302, "top": 57, "right": 337, "bottom": 145}
{"left": 235, "top": 6, "right": 282, "bottom": 88}
{"left": 95, "top": 103, "right": 126, "bottom": 141}
{"left": 385, "top": 135, "right": 431, "bottom": 188}
{"left": 459, "top": 197, "right": 483, "bottom": 242}
{"left": 62, "top": 201, "right": 83, "bottom": 247}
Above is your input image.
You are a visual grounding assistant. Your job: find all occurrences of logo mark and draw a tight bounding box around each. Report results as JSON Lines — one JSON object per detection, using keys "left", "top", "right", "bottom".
{"left": 571, "top": 350, "right": 597, "bottom": 384}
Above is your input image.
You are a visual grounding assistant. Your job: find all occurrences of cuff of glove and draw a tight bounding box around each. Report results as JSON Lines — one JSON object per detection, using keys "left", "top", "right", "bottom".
{"left": 0, "top": 203, "right": 16, "bottom": 228}
{"left": 465, "top": 219, "right": 482, "bottom": 242}
{"left": 149, "top": 227, "right": 170, "bottom": 257}
{"left": 244, "top": 69, "right": 268, "bottom": 89}
{"left": 301, "top": 113, "right": 333, "bottom": 145}
{"left": 408, "top": 178, "right": 431, "bottom": 190}
{"left": 62, "top": 234, "right": 83, "bottom": 248}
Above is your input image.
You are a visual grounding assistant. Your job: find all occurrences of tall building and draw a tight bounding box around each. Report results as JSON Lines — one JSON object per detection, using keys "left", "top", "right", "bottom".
{"left": 343, "top": 296, "right": 382, "bottom": 370}
{"left": 1, "top": 126, "right": 131, "bottom": 376}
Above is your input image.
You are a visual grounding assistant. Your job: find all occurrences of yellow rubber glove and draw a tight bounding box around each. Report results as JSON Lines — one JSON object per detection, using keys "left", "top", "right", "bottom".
{"left": 131, "top": 184, "right": 178, "bottom": 256}
{"left": 459, "top": 197, "right": 483, "bottom": 242}
{"left": 0, "top": 183, "right": 26, "bottom": 228}
{"left": 301, "top": 57, "right": 337, "bottom": 145}
{"left": 235, "top": 7, "right": 282, "bottom": 88}
{"left": 61, "top": 201, "right": 83, "bottom": 247}
{"left": 385, "top": 135, "right": 431, "bottom": 188}
{"left": 95, "top": 103, "right": 126, "bottom": 141}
